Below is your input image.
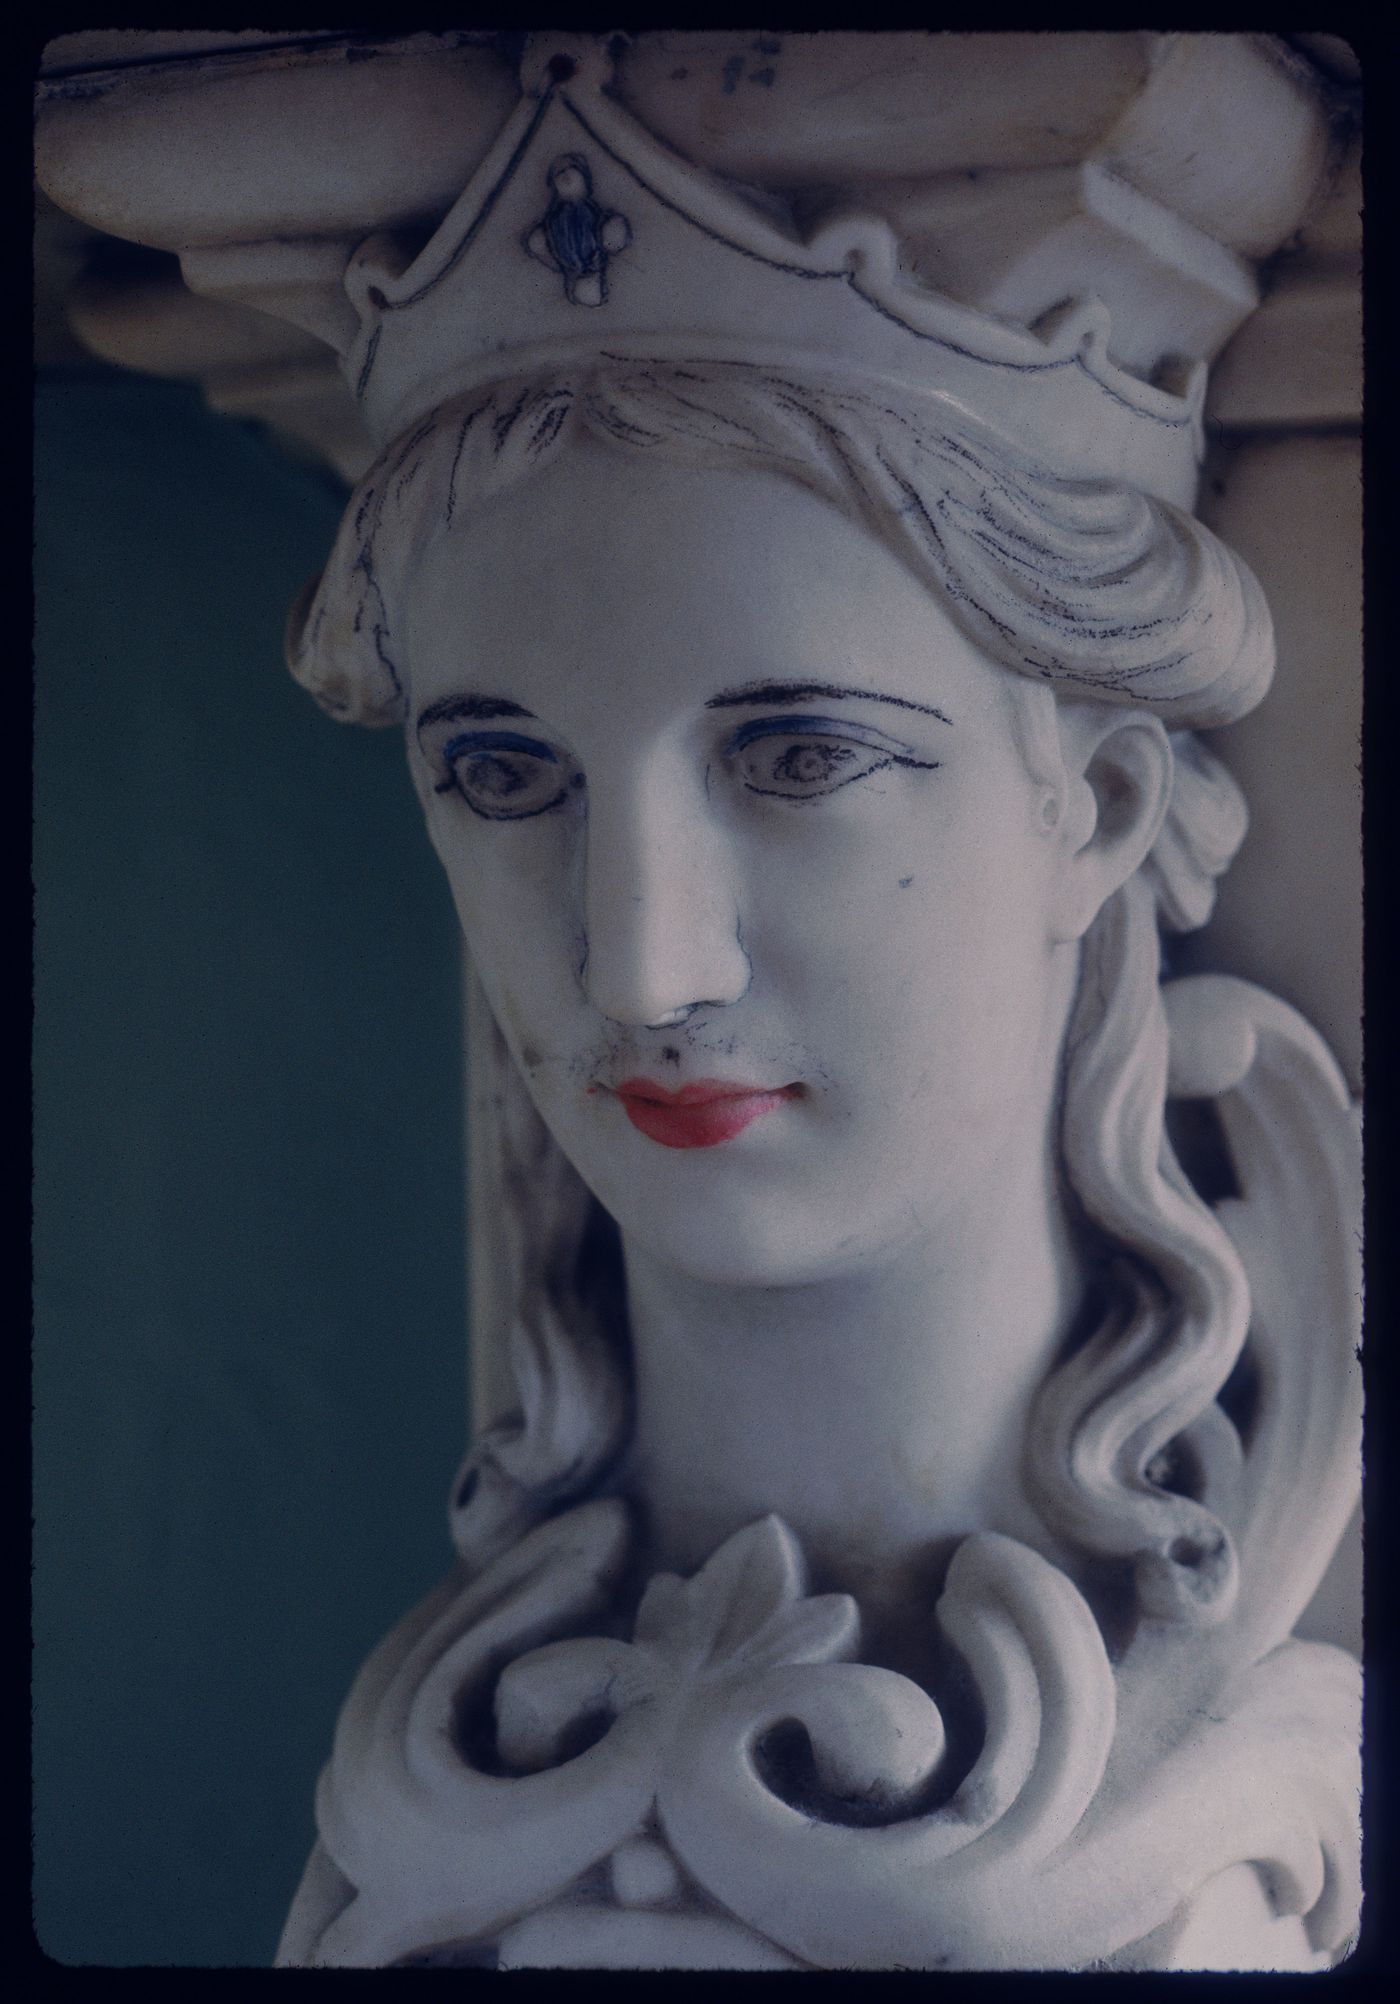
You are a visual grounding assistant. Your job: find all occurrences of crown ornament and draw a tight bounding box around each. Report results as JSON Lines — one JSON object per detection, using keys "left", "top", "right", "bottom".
{"left": 341, "top": 36, "right": 1207, "bottom": 508}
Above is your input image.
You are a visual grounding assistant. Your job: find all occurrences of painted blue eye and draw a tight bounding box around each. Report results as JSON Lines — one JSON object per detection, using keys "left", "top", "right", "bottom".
{"left": 438, "top": 730, "right": 570, "bottom": 821}
{"left": 727, "top": 714, "right": 936, "bottom": 801}
{"left": 738, "top": 735, "right": 891, "bottom": 799}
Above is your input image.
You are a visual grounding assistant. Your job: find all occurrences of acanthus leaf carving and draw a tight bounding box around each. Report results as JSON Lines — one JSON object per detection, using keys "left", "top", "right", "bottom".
{"left": 288, "top": 1487, "right": 1358, "bottom": 1970}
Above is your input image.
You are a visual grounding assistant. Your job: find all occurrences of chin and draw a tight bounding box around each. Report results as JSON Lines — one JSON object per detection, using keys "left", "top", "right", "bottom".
{"left": 622, "top": 1196, "right": 878, "bottom": 1289}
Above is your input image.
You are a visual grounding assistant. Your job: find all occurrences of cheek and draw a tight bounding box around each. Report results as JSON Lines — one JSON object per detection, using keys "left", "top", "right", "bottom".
{"left": 426, "top": 813, "right": 582, "bottom": 1020}
{"left": 780, "top": 859, "right": 1061, "bottom": 1149}
{"left": 754, "top": 789, "right": 1056, "bottom": 1013}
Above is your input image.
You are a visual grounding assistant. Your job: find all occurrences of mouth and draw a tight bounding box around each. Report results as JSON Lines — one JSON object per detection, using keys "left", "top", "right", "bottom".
{"left": 607, "top": 1076, "right": 803, "bottom": 1150}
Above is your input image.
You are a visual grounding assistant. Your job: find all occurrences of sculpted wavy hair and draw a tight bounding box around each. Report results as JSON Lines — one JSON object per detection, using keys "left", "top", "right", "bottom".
{"left": 287, "top": 361, "right": 1275, "bottom": 1634}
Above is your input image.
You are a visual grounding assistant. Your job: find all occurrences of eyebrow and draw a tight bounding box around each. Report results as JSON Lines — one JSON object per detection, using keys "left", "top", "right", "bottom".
{"left": 703, "top": 680, "right": 954, "bottom": 726}
{"left": 416, "top": 693, "right": 538, "bottom": 731}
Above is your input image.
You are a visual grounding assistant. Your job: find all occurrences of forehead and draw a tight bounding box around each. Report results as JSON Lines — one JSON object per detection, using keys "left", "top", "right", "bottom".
{"left": 402, "top": 440, "right": 1014, "bottom": 727}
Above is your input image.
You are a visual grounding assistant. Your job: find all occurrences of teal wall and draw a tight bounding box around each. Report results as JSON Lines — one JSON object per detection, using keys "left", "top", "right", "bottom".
{"left": 34, "top": 380, "right": 468, "bottom": 1965}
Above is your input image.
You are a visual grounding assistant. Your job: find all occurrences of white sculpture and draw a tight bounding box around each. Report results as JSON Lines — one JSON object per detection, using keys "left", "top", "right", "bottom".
{"left": 258, "top": 40, "right": 1361, "bottom": 1971}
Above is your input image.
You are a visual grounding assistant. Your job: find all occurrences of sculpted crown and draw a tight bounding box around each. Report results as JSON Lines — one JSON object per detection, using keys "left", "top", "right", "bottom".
{"left": 343, "top": 37, "right": 1206, "bottom": 508}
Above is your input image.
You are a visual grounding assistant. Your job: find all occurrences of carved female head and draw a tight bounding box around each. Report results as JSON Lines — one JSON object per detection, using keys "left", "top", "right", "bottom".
{"left": 288, "top": 362, "right": 1274, "bottom": 1629}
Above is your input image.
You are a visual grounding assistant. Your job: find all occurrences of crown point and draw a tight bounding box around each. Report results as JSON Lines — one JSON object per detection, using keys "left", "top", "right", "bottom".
{"left": 521, "top": 33, "right": 617, "bottom": 101}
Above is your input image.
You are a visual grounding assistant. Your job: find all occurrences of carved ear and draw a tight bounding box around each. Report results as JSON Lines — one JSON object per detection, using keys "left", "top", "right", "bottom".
{"left": 1049, "top": 704, "right": 1173, "bottom": 943}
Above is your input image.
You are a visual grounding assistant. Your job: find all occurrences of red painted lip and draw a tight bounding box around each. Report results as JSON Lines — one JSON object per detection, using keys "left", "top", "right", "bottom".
{"left": 611, "top": 1076, "right": 801, "bottom": 1149}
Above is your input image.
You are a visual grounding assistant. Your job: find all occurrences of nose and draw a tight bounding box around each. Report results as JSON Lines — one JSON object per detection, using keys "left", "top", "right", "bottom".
{"left": 580, "top": 756, "right": 751, "bottom": 1027}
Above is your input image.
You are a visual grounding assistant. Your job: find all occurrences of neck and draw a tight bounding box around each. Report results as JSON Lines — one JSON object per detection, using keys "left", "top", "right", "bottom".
{"left": 621, "top": 1126, "right": 1084, "bottom": 1641}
